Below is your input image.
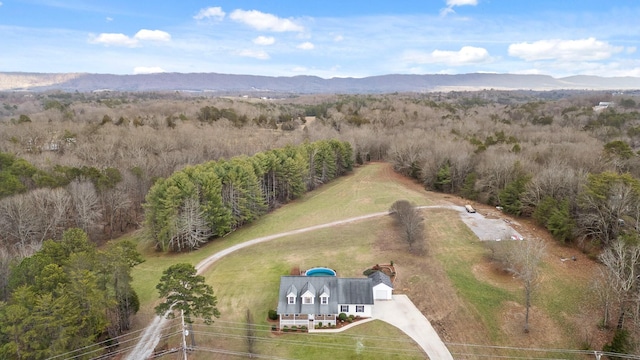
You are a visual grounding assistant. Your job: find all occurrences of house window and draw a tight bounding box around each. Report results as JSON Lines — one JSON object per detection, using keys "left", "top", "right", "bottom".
{"left": 340, "top": 305, "right": 349, "bottom": 312}
{"left": 303, "top": 296, "right": 313, "bottom": 304}
{"left": 356, "top": 306, "right": 364, "bottom": 313}
{"left": 321, "top": 296, "right": 328, "bottom": 305}
{"left": 288, "top": 296, "right": 295, "bottom": 304}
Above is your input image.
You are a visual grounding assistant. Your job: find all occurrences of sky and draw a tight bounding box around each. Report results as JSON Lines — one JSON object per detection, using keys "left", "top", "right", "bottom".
{"left": 0, "top": 0, "right": 639, "bottom": 78}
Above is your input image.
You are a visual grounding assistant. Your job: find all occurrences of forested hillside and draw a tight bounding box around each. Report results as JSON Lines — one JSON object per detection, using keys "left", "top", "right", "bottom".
{"left": 2, "top": 89, "right": 640, "bottom": 355}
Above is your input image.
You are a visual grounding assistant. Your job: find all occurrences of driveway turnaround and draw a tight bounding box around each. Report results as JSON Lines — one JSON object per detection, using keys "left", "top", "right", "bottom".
{"left": 373, "top": 295, "right": 453, "bottom": 360}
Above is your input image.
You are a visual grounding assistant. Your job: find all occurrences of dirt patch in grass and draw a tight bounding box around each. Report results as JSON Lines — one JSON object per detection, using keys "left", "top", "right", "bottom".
{"left": 471, "top": 262, "right": 520, "bottom": 290}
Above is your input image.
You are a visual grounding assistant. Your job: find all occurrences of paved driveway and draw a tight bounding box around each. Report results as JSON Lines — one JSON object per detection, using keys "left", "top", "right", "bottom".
{"left": 373, "top": 295, "right": 453, "bottom": 360}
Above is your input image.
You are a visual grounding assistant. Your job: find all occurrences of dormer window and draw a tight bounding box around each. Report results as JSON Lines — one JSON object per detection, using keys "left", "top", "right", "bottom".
{"left": 286, "top": 284, "right": 297, "bottom": 305}
{"left": 320, "top": 285, "right": 330, "bottom": 305}
{"left": 300, "top": 281, "right": 316, "bottom": 305}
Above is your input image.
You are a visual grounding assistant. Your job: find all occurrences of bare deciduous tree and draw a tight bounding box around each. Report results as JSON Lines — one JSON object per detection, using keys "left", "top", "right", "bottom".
{"left": 599, "top": 238, "right": 640, "bottom": 329}
{"left": 591, "top": 267, "right": 619, "bottom": 328}
{"left": 389, "top": 200, "right": 425, "bottom": 253}
{"left": 30, "top": 188, "right": 72, "bottom": 243}
{"left": 68, "top": 180, "right": 102, "bottom": 236}
{"left": 168, "top": 197, "right": 211, "bottom": 252}
{"left": 0, "top": 193, "right": 39, "bottom": 248}
{"left": 487, "top": 238, "right": 546, "bottom": 333}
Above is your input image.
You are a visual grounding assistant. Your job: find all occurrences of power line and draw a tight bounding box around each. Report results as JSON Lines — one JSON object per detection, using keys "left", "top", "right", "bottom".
{"left": 46, "top": 313, "right": 640, "bottom": 360}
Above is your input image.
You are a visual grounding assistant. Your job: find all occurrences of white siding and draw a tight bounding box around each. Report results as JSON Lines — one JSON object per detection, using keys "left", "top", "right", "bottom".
{"left": 373, "top": 283, "right": 393, "bottom": 300}
{"left": 338, "top": 304, "right": 372, "bottom": 317}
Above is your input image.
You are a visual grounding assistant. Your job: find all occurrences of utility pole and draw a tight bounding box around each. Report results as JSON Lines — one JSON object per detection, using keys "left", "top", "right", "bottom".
{"left": 181, "top": 309, "right": 188, "bottom": 360}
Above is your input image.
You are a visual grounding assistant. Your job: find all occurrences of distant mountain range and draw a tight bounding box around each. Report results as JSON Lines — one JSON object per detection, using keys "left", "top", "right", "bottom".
{"left": 0, "top": 72, "right": 638, "bottom": 93}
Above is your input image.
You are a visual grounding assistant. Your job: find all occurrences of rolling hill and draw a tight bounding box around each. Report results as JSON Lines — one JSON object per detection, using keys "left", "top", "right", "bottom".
{"left": 0, "top": 71, "right": 638, "bottom": 93}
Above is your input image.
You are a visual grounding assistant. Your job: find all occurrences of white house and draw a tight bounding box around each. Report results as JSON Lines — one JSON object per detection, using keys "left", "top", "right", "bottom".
{"left": 276, "top": 276, "right": 374, "bottom": 328}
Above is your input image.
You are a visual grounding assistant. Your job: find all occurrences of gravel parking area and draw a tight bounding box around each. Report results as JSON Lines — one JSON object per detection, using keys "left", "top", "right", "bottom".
{"left": 457, "top": 208, "right": 523, "bottom": 241}
{"left": 419, "top": 205, "right": 523, "bottom": 241}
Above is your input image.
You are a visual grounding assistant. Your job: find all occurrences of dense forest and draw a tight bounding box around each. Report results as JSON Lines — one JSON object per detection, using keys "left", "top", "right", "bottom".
{"left": 1, "top": 89, "right": 640, "bottom": 356}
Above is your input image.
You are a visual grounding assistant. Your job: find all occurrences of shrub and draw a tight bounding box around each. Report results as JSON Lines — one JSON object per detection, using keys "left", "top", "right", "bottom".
{"left": 363, "top": 268, "right": 376, "bottom": 276}
{"left": 603, "top": 329, "right": 631, "bottom": 358}
{"left": 317, "top": 322, "right": 322, "bottom": 328}
{"left": 290, "top": 265, "right": 300, "bottom": 275}
{"left": 338, "top": 313, "right": 348, "bottom": 321}
{"left": 268, "top": 309, "right": 278, "bottom": 320}
{"left": 271, "top": 325, "right": 276, "bottom": 331}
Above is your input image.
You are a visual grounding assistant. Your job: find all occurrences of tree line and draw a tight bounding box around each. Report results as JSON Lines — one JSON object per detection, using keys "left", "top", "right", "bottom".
{"left": 0, "top": 228, "right": 142, "bottom": 359}
{"left": 3, "top": 89, "right": 640, "bottom": 347}
{"left": 144, "top": 139, "right": 353, "bottom": 252}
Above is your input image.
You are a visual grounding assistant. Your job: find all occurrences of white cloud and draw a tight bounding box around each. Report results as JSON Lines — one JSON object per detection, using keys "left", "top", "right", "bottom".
{"left": 404, "top": 46, "right": 492, "bottom": 66}
{"left": 292, "top": 66, "right": 307, "bottom": 72}
{"left": 230, "top": 9, "right": 304, "bottom": 32}
{"left": 440, "top": 0, "right": 478, "bottom": 16}
{"left": 0, "top": 2, "right": 3, "bottom": 6}
{"left": 106, "top": 17, "right": 113, "bottom": 22}
{"left": 237, "top": 49, "right": 270, "bottom": 60}
{"left": 626, "top": 46, "right": 637, "bottom": 54}
{"left": 508, "top": 38, "right": 623, "bottom": 61}
{"left": 447, "top": 0, "right": 478, "bottom": 5}
{"left": 194, "top": 7, "right": 225, "bottom": 20}
{"left": 133, "top": 66, "right": 166, "bottom": 74}
{"left": 89, "top": 29, "right": 171, "bottom": 47}
{"left": 134, "top": 29, "right": 171, "bottom": 42}
{"left": 89, "top": 33, "right": 138, "bottom": 47}
{"left": 253, "top": 36, "right": 275, "bottom": 45}
{"left": 333, "top": 35, "right": 344, "bottom": 42}
{"left": 297, "top": 42, "right": 314, "bottom": 50}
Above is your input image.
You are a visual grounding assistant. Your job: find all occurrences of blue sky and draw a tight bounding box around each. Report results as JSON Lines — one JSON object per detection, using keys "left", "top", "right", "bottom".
{"left": 0, "top": 0, "right": 639, "bottom": 78}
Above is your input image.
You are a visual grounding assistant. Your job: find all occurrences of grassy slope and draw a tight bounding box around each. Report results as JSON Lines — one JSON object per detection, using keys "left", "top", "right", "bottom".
{"left": 129, "top": 162, "right": 600, "bottom": 359}
{"left": 130, "top": 163, "right": 432, "bottom": 307}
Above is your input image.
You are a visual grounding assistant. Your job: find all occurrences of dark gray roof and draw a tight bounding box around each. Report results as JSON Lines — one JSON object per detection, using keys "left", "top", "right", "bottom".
{"left": 277, "top": 276, "right": 373, "bottom": 315}
{"left": 368, "top": 271, "right": 393, "bottom": 289}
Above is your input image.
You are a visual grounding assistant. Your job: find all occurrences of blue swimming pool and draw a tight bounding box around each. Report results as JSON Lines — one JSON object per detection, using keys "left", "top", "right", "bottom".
{"left": 305, "top": 267, "right": 337, "bottom": 276}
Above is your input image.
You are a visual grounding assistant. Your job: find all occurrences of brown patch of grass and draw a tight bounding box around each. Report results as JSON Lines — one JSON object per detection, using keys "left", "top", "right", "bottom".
{"left": 498, "top": 301, "right": 563, "bottom": 346}
{"left": 471, "top": 262, "right": 520, "bottom": 290}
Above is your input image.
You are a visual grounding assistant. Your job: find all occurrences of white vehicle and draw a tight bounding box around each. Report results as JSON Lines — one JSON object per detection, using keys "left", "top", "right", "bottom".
{"left": 465, "top": 205, "right": 476, "bottom": 213}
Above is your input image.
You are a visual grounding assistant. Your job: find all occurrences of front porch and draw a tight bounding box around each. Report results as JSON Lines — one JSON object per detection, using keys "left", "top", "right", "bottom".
{"left": 279, "top": 313, "right": 337, "bottom": 328}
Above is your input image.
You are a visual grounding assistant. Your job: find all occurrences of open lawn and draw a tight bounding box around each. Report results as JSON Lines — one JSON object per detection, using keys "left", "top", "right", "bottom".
{"left": 130, "top": 163, "right": 433, "bottom": 308}
{"left": 129, "top": 162, "right": 606, "bottom": 359}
